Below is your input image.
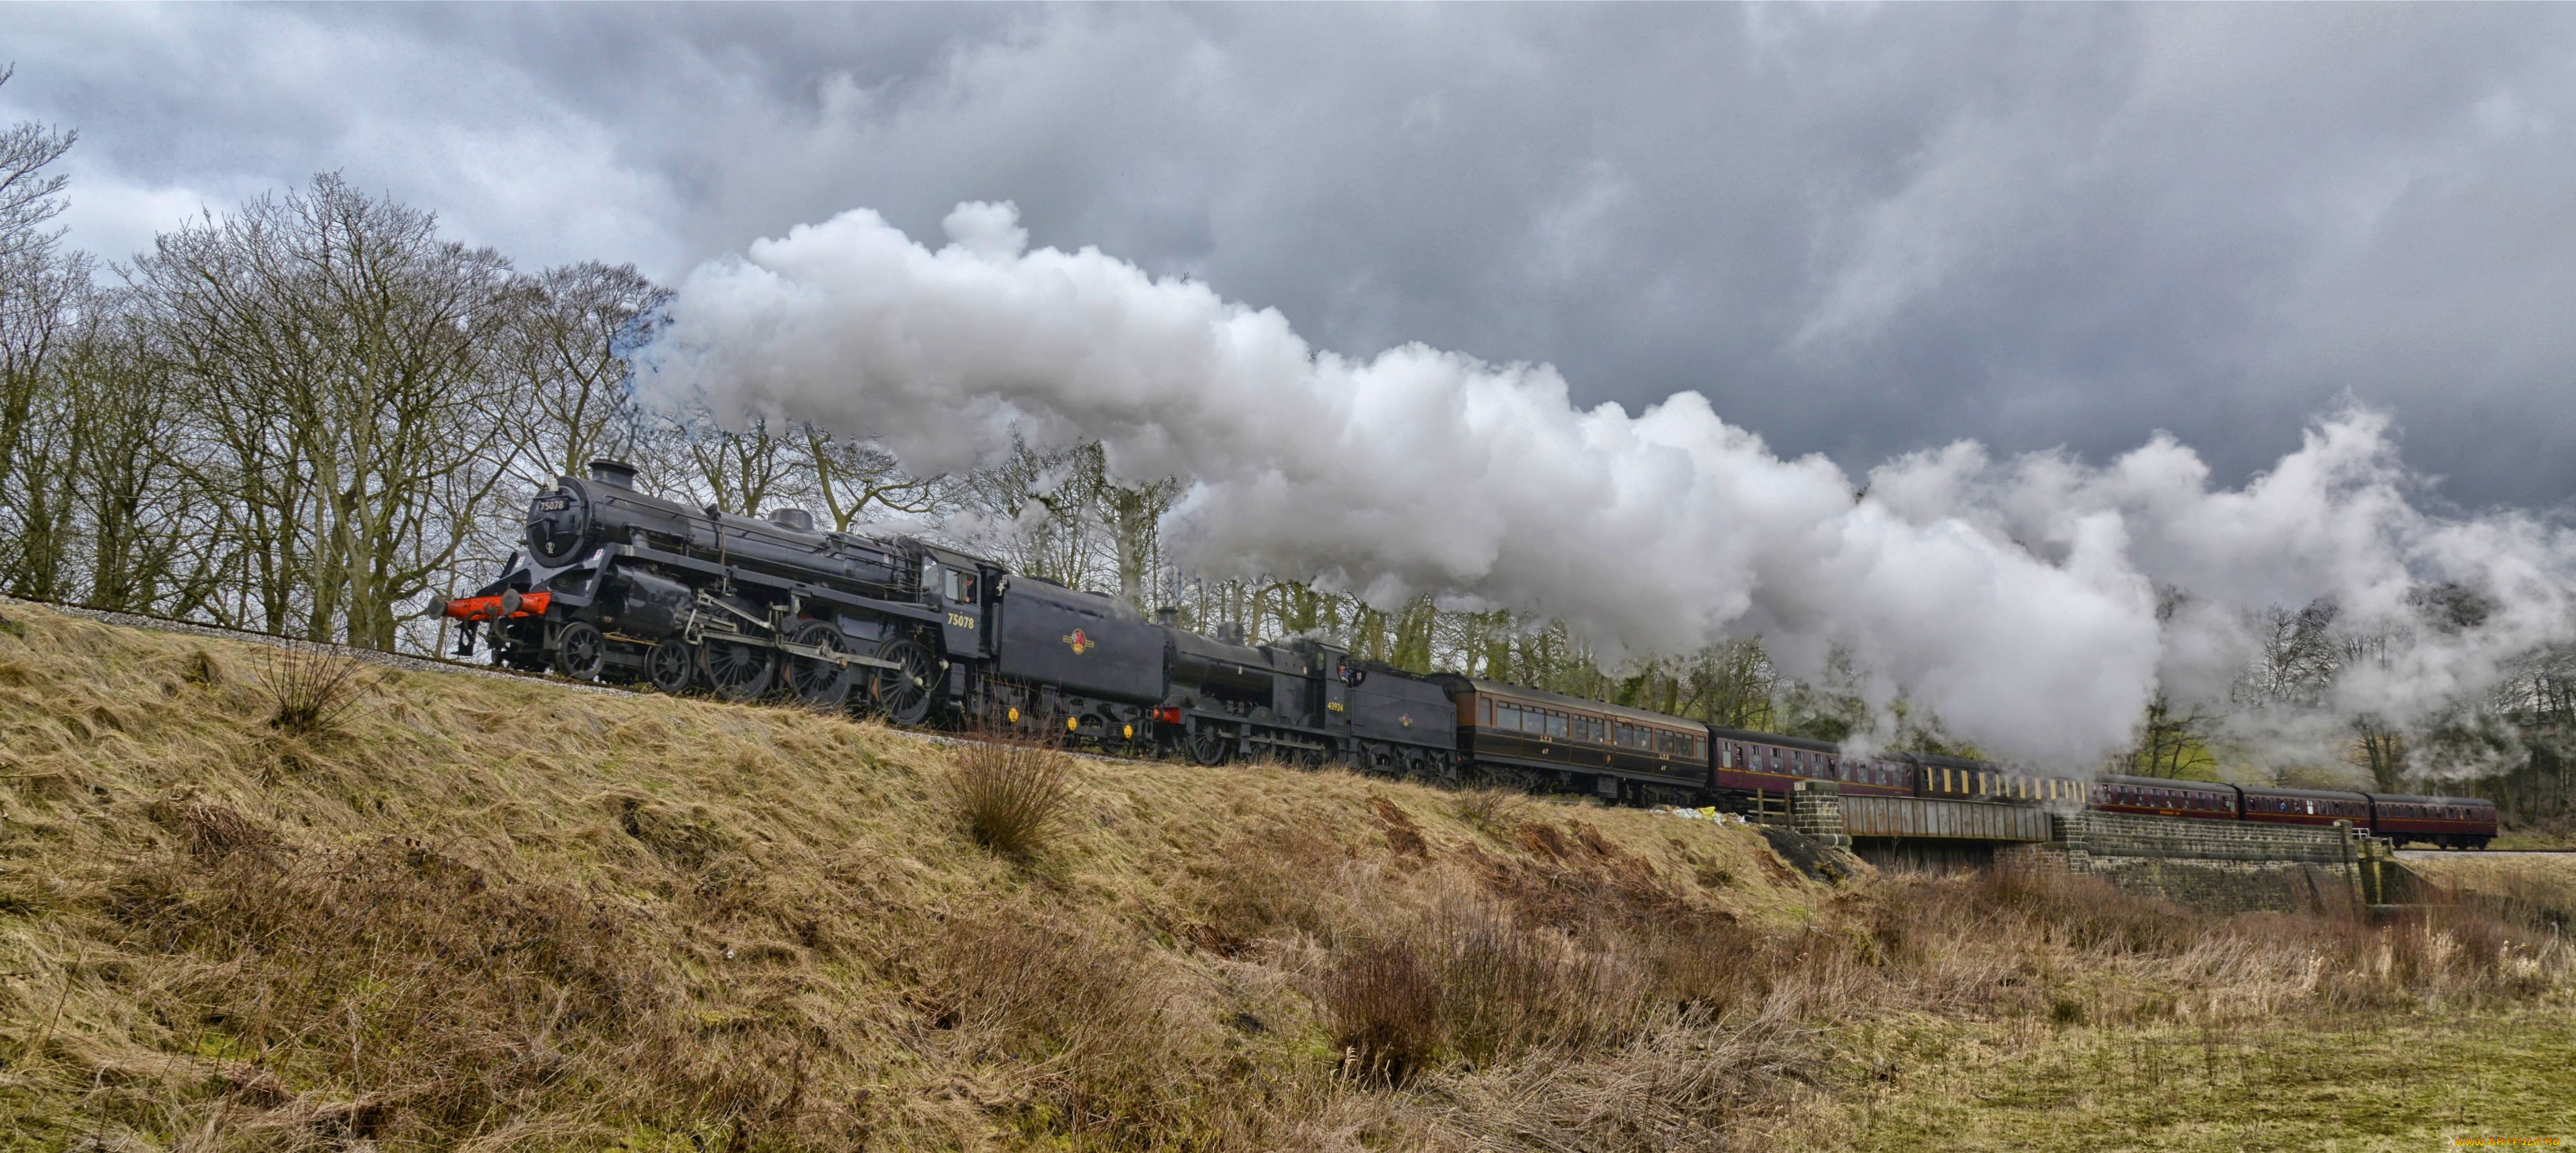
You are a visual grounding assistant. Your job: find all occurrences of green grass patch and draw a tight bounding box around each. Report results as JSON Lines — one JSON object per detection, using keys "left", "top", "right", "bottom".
{"left": 1826, "top": 1006, "right": 2576, "bottom": 1151}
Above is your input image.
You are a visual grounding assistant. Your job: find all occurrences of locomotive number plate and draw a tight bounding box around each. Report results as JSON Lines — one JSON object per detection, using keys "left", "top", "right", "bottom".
{"left": 535, "top": 495, "right": 572, "bottom": 511}
{"left": 947, "top": 613, "right": 976, "bottom": 629}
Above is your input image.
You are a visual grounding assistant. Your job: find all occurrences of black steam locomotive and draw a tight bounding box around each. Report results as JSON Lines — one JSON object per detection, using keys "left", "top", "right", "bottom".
{"left": 446, "top": 461, "right": 1459, "bottom": 775}
{"left": 449, "top": 460, "right": 2496, "bottom": 849}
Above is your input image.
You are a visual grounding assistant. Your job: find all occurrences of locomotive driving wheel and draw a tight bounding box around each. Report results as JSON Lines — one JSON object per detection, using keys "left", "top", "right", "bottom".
{"left": 700, "top": 638, "right": 775, "bottom": 702}
{"left": 552, "top": 622, "right": 605, "bottom": 681}
{"left": 869, "top": 637, "right": 939, "bottom": 726}
{"left": 785, "top": 620, "right": 852, "bottom": 710}
{"left": 646, "top": 639, "right": 695, "bottom": 695}
{"left": 1183, "top": 722, "right": 1233, "bottom": 767}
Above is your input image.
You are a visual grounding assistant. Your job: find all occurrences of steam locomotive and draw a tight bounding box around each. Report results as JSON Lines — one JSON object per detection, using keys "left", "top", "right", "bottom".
{"left": 447, "top": 460, "right": 2496, "bottom": 849}
{"left": 445, "top": 460, "right": 1459, "bottom": 774}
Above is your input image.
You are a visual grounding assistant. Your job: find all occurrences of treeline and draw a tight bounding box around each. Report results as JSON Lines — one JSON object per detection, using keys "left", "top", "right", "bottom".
{"left": 0, "top": 85, "right": 1860, "bottom": 738}
{"left": 7, "top": 82, "right": 2574, "bottom": 802}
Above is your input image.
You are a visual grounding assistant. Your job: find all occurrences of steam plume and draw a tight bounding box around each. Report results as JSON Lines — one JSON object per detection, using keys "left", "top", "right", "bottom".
{"left": 632, "top": 202, "right": 2576, "bottom": 769}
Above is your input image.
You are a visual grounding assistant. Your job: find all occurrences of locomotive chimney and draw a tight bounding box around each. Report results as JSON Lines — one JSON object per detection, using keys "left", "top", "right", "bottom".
{"left": 586, "top": 458, "right": 640, "bottom": 490}
{"left": 768, "top": 507, "right": 815, "bottom": 532}
{"left": 1154, "top": 605, "right": 1179, "bottom": 626}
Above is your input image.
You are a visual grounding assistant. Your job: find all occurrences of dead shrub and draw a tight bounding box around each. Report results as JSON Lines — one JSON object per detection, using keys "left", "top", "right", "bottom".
{"left": 105, "top": 839, "right": 703, "bottom": 1144}
{"left": 257, "top": 642, "right": 373, "bottom": 737}
{"left": 1323, "top": 895, "right": 1656, "bottom": 1086}
{"left": 949, "top": 730, "right": 1076, "bottom": 862}
{"left": 1182, "top": 824, "right": 1355, "bottom": 954}
{"left": 923, "top": 905, "right": 1219, "bottom": 1138}
{"left": 1431, "top": 900, "right": 1640, "bottom": 1064}
{"left": 1970, "top": 862, "right": 2198, "bottom": 955}
{"left": 1636, "top": 915, "right": 1765, "bottom": 1017}
{"left": 1450, "top": 786, "right": 1528, "bottom": 835}
{"left": 1418, "top": 1010, "right": 1820, "bottom": 1152}
{"left": 1323, "top": 936, "right": 1443, "bottom": 1086}
{"left": 144, "top": 798, "right": 279, "bottom": 866}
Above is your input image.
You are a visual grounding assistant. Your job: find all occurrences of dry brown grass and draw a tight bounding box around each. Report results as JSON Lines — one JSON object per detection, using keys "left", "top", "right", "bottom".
{"left": 0, "top": 601, "right": 2568, "bottom": 1151}
{"left": 948, "top": 727, "right": 1077, "bottom": 862}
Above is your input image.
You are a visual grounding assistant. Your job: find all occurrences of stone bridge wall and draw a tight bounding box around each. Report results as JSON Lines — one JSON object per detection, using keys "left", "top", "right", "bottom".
{"left": 2001, "top": 810, "right": 2388, "bottom": 914}
{"left": 1772, "top": 783, "right": 2415, "bottom": 911}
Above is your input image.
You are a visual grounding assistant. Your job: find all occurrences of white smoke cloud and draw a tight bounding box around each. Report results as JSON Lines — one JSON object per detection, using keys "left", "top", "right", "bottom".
{"left": 632, "top": 200, "right": 2576, "bottom": 771}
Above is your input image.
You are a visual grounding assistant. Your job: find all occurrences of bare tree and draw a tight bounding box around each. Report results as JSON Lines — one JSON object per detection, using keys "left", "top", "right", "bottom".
{"left": 496, "top": 261, "right": 664, "bottom": 487}
{"left": 668, "top": 407, "right": 803, "bottom": 518}
{"left": 802, "top": 425, "right": 946, "bottom": 531}
{"left": 0, "top": 65, "right": 72, "bottom": 269}
{"left": 2125, "top": 692, "right": 2217, "bottom": 778}
{"left": 131, "top": 173, "right": 518, "bottom": 649}
{"left": 2350, "top": 714, "right": 2409, "bottom": 793}
{"left": 0, "top": 73, "right": 89, "bottom": 598}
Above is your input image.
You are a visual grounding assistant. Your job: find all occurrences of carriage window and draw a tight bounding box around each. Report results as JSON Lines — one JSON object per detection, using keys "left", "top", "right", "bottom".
{"left": 1480, "top": 699, "right": 1492, "bottom": 726}
{"left": 1497, "top": 705, "right": 1517, "bottom": 730}
{"left": 1546, "top": 712, "right": 1568, "bottom": 739}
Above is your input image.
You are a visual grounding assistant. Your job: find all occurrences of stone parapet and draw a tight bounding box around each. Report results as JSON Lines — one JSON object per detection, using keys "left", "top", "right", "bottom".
{"left": 2050, "top": 810, "right": 2357, "bottom": 863}
{"left": 1788, "top": 779, "right": 1850, "bottom": 849}
{"left": 2002, "top": 808, "right": 2376, "bottom": 914}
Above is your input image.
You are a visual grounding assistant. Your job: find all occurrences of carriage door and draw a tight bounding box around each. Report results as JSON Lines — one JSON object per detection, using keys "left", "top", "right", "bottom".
{"left": 937, "top": 566, "right": 984, "bottom": 656}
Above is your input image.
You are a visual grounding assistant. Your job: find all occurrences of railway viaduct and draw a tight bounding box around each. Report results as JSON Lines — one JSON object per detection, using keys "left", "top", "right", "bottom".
{"left": 1782, "top": 780, "right": 2419, "bottom": 912}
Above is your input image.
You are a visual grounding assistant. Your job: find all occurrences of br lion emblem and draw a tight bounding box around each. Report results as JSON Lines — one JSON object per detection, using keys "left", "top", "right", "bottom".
{"left": 1063, "top": 628, "right": 1095, "bottom": 655}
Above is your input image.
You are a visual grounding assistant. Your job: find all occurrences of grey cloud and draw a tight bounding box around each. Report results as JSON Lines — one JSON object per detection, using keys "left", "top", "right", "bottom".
{"left": 8, "top": 2, "right": 2576, "bottom": 506}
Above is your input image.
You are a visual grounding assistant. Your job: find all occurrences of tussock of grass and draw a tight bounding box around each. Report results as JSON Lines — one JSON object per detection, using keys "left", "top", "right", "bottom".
{"left": 0, "top": 601, "right": 2569, "bottom": 1150}
{"left": 948, "top": 728, "right": 1076, "bottom": 862}
{"left": 255, "top": 640, "right": 374, "bottom": 737}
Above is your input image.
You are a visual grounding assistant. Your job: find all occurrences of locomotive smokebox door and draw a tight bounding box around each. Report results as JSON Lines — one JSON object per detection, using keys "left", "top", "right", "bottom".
{"left": 936, "top": 564, "right": 984, "bottom": 655}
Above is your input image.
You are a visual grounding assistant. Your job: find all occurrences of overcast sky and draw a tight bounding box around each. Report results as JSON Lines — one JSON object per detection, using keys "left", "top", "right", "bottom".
{"left": 9, "top": 3, "right": 2576, "bottom": 510}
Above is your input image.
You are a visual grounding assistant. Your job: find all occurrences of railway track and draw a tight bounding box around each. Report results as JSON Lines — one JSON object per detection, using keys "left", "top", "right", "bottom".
{"left": 0, "top": 593, "right": 637, "bottom": 698}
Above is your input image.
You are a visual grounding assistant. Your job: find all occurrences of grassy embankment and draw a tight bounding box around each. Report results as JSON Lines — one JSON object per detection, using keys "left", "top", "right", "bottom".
{"left": 0, "top": 602, "right": 2569, "bottom": 1151}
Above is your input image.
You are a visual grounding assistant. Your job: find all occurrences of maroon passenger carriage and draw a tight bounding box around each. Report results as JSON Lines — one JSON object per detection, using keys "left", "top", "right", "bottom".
{"left": 2368, "top": 795, "right": 2498, "bottom": 849}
